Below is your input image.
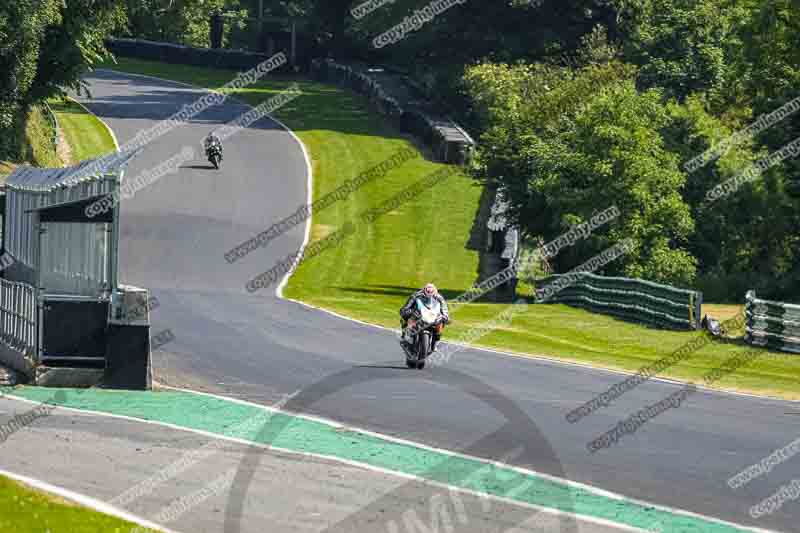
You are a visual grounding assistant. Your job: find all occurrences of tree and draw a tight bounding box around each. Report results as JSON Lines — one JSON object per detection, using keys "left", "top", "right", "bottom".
{"left": 466, "top": 61, "right": 698, "bottom": 286}
{"left": 612, "top": 0, "right": 752, "bottom": 105}
{"left": 0, "top": 0, "right": 59, "bottom": 158}
{"left": 0, "top": 0, "right": 124, "bottom": 160}
{"left": 29, "top": 0, "right": 126, "bottom": 102}
{"left": 123, "top": 0, "right": 248, "bottom": 48}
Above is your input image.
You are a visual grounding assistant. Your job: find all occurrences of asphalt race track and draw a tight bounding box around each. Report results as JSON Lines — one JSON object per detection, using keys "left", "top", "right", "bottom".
{"left": 67, "top": 70, "right": 798, "bottom": 532}
{"left": 2, "top": 394, "right": 638, "bottom": 533}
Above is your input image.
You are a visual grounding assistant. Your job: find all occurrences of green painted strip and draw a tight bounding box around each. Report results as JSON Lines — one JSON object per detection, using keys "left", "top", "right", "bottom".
{"left": 4, "top": 387, "right": 754, "bottom": 533}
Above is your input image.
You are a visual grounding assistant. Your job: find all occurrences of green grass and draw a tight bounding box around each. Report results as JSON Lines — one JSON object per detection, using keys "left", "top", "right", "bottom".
{"left": 49, "top": 97, "right": 116, "bottom": 163}
{"left": 0, "top": 98, "right": 114, "bottom": 182}
{"left": 23, "top": 105, "right": 61, "bottom": 168}
{"left": 0, "top": 105, "right": 60, "bottom": 183}
{"left": 0, "top": 474, "right": 161, "bottom": 532}
{"left": 99, "top": 57, "right": 800, "bottom": 400}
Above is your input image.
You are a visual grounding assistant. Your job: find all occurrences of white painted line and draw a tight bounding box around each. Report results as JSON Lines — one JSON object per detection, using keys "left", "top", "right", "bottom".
{"left": 92, "top": 67, "right": 313, "bottom": 299}
{"left": 282, "top": 295, "right": 395, "bottom": 331}
{"left": 277, "top": 295, "right": 798, "bottom": 405}
{"left": 274, "top": 109, "right": 313, "bottom": 299}
{"left": 5, "top": 386, "right": 784, "bottom": 533}
{"left": 0, "top": 467, "right": 180, "bottom": 533}
{"left": 0, "top": 393, "right": 644, "bottom": 533}
{"left": 153, "top": 385, "right": 782, "bottom": 533}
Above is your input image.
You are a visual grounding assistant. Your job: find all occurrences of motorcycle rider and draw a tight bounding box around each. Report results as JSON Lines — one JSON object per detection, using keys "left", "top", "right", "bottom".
{"left": 400, "top": 283, "right": 450, "bottom": 352}
{"left": 204, "top": 132, "right": 223, "bottom": 161}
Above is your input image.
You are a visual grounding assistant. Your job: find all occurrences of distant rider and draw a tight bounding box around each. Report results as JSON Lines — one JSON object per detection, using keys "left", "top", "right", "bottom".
{"left": 400, "top": 283, "right": 450, "bottom": 352}
{"left": 204, "top": 132, "right": 223, "bottom": 160}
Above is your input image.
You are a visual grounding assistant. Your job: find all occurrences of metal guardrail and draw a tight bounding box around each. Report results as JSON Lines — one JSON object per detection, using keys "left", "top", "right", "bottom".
{"left": 42, "top": 101, "right": 60, "bottom": 151}
{"left": 534, "top": 272, "right": 702, "bottom": 330}
{"left": 0, "top": 277, "right": 37, "bottom": 358}
{"left": 310, "top": 58, "right": 476, "bottom": 164}
{"left": 745, "top": 290, "right": 800, "bottom": 353}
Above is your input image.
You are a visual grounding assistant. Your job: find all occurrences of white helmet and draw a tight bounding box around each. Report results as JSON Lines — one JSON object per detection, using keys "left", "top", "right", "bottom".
{"left": 423, "top": 283, "right": 437, "bottom": 298}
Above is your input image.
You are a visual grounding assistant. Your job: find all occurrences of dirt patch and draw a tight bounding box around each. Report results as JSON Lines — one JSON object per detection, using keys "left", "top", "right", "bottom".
{"left": 0, "top": 161, "right": 18, "bottom": 184}
{"left": 56, "top": 127, "right": 73, "bottom": 166}
{"left": 311, "top": 224, "right": 336, "bottom": 241}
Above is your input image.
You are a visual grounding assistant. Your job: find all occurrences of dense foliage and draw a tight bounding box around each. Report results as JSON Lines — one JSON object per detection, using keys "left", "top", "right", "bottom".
{"left": 0, "top": 0, "right": 124, "bottom": 160}
{"left": 460, "top": 0, "right": 800, "bottom": 300}
{"left": 123, "top": 0, "right": 249, "bottom": 48}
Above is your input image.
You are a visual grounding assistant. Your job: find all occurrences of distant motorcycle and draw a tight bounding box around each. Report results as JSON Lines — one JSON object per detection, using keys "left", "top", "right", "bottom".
{"left": 400, "top": 297, "right": 445, "bottom": 369}
{"left": 205, "top": 140, "right": 223, "bottom": 169}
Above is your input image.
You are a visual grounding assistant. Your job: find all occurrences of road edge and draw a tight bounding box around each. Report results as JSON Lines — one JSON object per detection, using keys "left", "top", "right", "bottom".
{"left": 66, "top": 95, "right": 121, "bottom": 152}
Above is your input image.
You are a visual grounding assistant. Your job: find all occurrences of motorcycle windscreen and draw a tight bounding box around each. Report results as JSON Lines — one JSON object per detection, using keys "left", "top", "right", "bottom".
{"left": 416, "top": 298, "right": 441, "bottom": 323}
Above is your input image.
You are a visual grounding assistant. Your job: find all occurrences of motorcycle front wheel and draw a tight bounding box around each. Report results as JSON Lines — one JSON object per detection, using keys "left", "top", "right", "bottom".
{"left": 416, "top": 331, "right": 431, "bottom": 369}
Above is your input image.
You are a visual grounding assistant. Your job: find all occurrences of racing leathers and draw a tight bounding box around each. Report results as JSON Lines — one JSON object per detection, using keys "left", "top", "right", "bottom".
{"left": 399, "top": 289, "right": 450, "bottom": 351}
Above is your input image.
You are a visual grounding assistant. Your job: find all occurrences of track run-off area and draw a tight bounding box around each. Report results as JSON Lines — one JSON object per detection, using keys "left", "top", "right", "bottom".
{"left": 0, "top": 70, "right": 797, "bottom": 533}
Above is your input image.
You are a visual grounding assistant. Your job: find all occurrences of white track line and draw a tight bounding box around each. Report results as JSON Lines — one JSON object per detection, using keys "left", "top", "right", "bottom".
{"left": 274, "top": 107, "right": 313, "bottom": 298}
{"left": 156, "top": 384, "right": 782, "bottom": 533}
{"left": 0, "top": 467, "right": 180, "bottom": 533}
{"left": 90, "top": 68, "right": 313, "bottom": 296}
{"left": 4, "top": 390, "right": 780, "bottom": 533}
{"left": 278, "top": 295, "right": 797, "bottom": 405}
{"left": 0, "top": 393, "right": 634, "bottom": 532}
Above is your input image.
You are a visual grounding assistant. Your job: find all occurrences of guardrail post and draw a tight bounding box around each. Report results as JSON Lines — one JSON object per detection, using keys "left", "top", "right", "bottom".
{"left": 42, "top": 101, "right": 60, "bottom": 152}
{"left": 694, "top": 291, "right": 703, "bottom": 330}
{"left": 210, "top": 12, "right": 224, "bottom": 49}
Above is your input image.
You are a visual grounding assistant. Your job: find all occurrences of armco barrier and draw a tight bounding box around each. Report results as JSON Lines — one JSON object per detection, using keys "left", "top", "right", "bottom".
{"left": 745, "top": 290, "right": 800, "bottom": 353}
{"left": 42, "top": 101, "right": 60, "bottom": 149}
{"left": 310, "top": 58, "right": 475, "bottom": 164}
{"left": 534, "top": 272, "right": 702, "bottom": 330}
{"left": 106, "top": 38, "right": 290, "bottom": 72}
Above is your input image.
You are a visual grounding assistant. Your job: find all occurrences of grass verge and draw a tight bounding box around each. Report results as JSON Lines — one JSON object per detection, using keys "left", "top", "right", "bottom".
{"left": 0, "top": 474, "right": 161, "bottom": 532}
{"left": 23, "top": 105, "right": 61, "bottom": 169}
{"left": 49, "top": 97, "right": 117, "bottom": 163}
{"left": 0, "top": 97, "right": 114, "bottom": 184}
{"left": 0, "top": 105, "right": 60, "bottom": 184}
{"left": 98, "top": 57, "right": 800, "bottom": 400}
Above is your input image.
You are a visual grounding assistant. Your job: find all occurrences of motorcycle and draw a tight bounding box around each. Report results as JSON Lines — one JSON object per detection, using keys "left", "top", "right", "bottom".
{"left": 400, "top": 297, "right": 445, "bottom": 369}
{"left": 205, "top": 141, "right": 223, "bottom": 169}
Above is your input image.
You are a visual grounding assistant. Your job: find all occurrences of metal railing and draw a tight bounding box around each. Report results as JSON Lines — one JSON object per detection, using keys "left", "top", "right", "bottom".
{"left": 42, "top": 101, "right": 60, "bottom": 151}
{"left": 310, "top": 59, "right": 476, "bottom": 164}
{"left": 535, "top": 272, "right": 703, "bottom": 330}
{"left": 0, "top": 277, "right": 37, "bottom": 357}
{"left": 745, "top": 290, "right": 800, "bottom": 353}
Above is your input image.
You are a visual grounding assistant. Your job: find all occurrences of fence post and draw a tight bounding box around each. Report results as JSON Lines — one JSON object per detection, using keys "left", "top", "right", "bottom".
{"left": 291, "top": 20, "right": 296, "bottom": 69}
{"left": 210, "top": 12, "right": 224, "bottom": 49}
{"left": 42, "top": 101, "right": 60, "bottom": 154}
